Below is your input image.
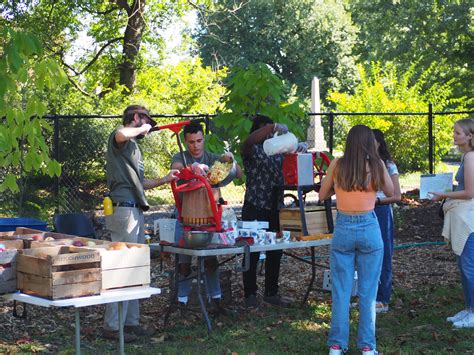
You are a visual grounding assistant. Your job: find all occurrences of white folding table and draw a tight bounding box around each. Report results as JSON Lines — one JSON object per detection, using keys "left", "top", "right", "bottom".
{"left": 3, "top": 286, "right": 161, "bottom": 355}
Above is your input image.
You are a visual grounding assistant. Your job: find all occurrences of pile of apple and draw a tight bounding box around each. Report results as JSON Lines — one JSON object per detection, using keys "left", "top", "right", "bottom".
{"left": 0, "top": 243, "right": 12, "bottom": 269}
{"left": 71, "top": 239, "right": 97, "bottom": 247}
{"left": 107, "top": 242, "right": 139, "bottom": 250}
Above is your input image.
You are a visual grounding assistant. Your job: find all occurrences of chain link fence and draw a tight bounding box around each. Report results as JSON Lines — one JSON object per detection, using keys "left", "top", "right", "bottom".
{"left": 1, "top": 108, "right": 472, "bottom": 220}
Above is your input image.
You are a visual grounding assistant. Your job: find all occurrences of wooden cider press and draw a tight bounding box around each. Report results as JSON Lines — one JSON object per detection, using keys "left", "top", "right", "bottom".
{"left": 149, "top": 119, "right": 225, "bottom": 232}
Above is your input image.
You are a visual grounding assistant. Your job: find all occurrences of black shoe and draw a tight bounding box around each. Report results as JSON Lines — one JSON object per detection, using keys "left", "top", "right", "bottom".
{"left": 245, "top": 294, "right": 258, "bottom": 308}
{"left": 263, "top": 294, "right": 293, "bottom": 308}
{"left": 123, "top": 325, "right": 155, "bottom": 336}
{"left": 102, "top": 329, "right": 137, "bottom": 343}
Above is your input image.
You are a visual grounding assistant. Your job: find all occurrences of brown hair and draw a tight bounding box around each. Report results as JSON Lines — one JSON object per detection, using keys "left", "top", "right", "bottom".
{"left": 123, "top": 105, "right": 148, "bottom": 125}
{"left": 335, "top": 124, "right": 385, "bottom": 191}
{"left": 455, "top": 118, "right": 474, "bottom": 149}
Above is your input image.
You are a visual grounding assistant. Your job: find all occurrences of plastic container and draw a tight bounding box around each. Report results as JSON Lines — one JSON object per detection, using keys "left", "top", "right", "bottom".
{"left": 155, "top": 218, "right": 178, "bottom": 243}
{"left": 103, "top": 193, "right": 113, "bottom": 216}
{"left": 0, "top": 218, "right": 48, "bottom": 232}
{"left": 263, "top": 132, "right": 298, "bottom": 156}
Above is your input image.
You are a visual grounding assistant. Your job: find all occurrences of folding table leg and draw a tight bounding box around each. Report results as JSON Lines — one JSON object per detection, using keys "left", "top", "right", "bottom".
{"left": 196, "top": 256, "right": 212, "bottom": 334}
{"left": 74, "top": 308, "right": 81, "bottom": 355}
{"left": 118, "top": 302, "right": 124, "bottom": 355}
{"left": 301, "top": 246, "right": 316, "bottom": 306}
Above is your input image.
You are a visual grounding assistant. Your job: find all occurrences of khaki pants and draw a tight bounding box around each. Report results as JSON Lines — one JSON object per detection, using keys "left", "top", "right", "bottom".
{"left": 103, "top": 206, "right": 145, "bottom": 331}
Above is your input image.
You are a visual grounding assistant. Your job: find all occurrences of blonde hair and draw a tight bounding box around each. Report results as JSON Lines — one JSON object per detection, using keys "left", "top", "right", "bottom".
{"left": 455, "top": 118, "right": 474, "bottom": 149}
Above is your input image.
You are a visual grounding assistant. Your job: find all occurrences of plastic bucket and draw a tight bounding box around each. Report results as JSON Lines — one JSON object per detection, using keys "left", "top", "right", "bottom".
{"left": 155, "top": 218, "right": 178, "bottom": 243}
{"left": 0, "top": 218, "right": 48, "bottom": 232}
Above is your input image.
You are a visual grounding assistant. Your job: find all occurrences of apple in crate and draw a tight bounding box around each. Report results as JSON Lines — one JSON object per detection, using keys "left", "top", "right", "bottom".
{"left": 31, "top": 235, "right": 43, "bottom": 241}
{"left": 86, "top": 241, "right": 96, "bottom": 247}
{"left": 72, "top": 240, "right": 85, "bottom": 247}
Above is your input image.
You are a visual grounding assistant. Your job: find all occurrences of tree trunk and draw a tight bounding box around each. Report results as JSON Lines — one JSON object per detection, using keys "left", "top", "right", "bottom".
{"left": 119, "top": 0, "right": 146, "bottom": 93}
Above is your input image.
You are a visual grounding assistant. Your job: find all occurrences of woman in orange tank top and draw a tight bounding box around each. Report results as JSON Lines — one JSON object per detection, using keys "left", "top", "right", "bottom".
{"left": 319, "top": 125, "right": 394, "bottom": 355}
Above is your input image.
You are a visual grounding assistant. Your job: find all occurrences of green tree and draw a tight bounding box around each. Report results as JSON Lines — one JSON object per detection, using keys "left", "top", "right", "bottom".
{"left": 1, "top": 0, "right": 208, "bottom": 94}
{"left": 349, "top": 0, "right": 473, "bottom": 106}
{"left": 207, "top": 63, "right": 306, "bottom": 179}
{"left": 0, "top": 29, "right": 66, "bottom": 212}
{"left": 327, "top": 62, "right": 466, "bottom": 172}
{"left": 194, "top": 0, "right": 358, "bottom": 99}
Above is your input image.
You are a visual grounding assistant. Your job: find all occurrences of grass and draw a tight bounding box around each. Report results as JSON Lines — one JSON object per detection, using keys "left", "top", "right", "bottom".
{"left": 6, "top": 283, "right": 472, "bottom": 354}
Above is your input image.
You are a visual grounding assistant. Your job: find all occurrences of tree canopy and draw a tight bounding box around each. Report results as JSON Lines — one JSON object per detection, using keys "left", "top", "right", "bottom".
{"left": 349, "top": 0, "right": 473, "bottom": 106}
{"left": 194, "top": 0, "right": 359, "bottom": 99}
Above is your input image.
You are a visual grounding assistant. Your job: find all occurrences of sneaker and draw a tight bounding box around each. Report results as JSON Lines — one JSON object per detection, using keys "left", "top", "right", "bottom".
{"left": 453, "top": 311, "right": 474, "bottom": 328}
{"left": 329, "top": 344, "right": 342, "bottom": 355}
{"left": 447, "top": 309, "right": 469, "bottom": 323}
{"left": 102, "top": 329, "right": 137, "bottom": 343}
{"left": 245, "top": 294, "right": 258, "bottom": 308}
{"left": 361, "top": 346, "right": 378, "bottom": 355}
{"left": 375, "top": 302, "right": 389, "bottom": 314}
{"left": 123, "top": 325, "right": 155, "bottom": 336}
{"left": 262, "top": 294, "right": 292, "bottom": 308}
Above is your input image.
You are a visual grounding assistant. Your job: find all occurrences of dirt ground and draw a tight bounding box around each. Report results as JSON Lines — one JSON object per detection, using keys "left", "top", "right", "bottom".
{"left": 0, "top": 194, "right": 460, "bottom": 352}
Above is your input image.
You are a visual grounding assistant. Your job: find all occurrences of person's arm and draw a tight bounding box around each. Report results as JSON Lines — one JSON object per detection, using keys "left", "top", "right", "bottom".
{"left": 241, "top": 124, "right": 276, "bottom": 158}
{"left": 379, "top": 172, "right": 401, "bottom": 205}
{"left": 114, "top": 124, "right": 152, "bottom": 147}
{"left": 219, "top": 152, "right": 244, "bottom": 178}
{"left": 431, "top": 151, "right": 474, "bottom": 201}
{"left": 380, "top": 161, "right": 394, "bottom": 197}
{"left": 318, "top": 159, "right": 337, "bottom": 200}
{"left": 143, "top": 170, "right": 179, "bottom": 190}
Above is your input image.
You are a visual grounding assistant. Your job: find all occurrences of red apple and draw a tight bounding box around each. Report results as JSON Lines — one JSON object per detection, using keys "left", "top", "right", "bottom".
{"left": 72, "top": 240, "right": 85, "bottom": 247}
{"left": 31, "top": 235, "right": 44, "bottom": 241}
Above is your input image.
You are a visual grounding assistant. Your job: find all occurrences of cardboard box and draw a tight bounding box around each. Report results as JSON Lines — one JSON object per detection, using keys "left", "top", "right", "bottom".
{"left": 279, "top": 206, "right": 336, "bottom": 237}
{"left": 90, "top": 243, "right": 150, "bottom": 290}
{"left": 17, "top": 246, "right": 101, "bottom": 300}
{"left": 237, "top": 220, "right": 269, "bottom": 230}
{"left": 0, "top": 240, "right": 23, "bottom": 294}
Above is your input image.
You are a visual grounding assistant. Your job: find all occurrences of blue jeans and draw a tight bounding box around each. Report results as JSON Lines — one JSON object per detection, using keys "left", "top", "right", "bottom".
{"left": 459, "top": 233, "right": 474, "bottom": 309}
{"left": 328, "top": 211, "right": 383, "bottom": 351}
{"left": 178, "top": 254, "right": 221, "bottom": 301}
{"left": 374, "top": 204, "right": 394, "bottom": 304}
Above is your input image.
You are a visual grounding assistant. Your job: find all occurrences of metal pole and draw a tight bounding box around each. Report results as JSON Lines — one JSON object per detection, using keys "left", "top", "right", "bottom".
{"left": 428, "top": 103, "right": 434, "bottom": 174}
{"left": 53, "top": 116, "right": 60, "bottom": 213}
{"left": 75, "top": 308, "right": 81, "bottom": 355}
{"left": 328, "top": 113, "right": 334, "bottom": 155}
{"left": 118, "top": 302, "right": 124, "bottom": 355}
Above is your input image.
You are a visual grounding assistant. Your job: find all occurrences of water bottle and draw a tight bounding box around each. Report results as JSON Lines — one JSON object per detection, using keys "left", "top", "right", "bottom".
{"left": 103, "top": 192, "right": 113, "bottom": 216}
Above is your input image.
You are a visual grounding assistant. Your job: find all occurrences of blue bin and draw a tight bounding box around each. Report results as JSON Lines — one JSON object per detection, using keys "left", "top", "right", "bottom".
{"left": 0, "top": 218, "right": 48, "bottom": 232}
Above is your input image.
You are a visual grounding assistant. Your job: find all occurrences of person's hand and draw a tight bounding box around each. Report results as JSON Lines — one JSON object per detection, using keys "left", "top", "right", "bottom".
{"left": 165, "top": 169, "right": 180, "bottom": 183}
{"left": 222, "top": 151, "right": 234, "bottom": 163}
{"left": 141, "top": 123, "right": 152, "bottom": 135}
{"left": 296, "top": 142, "right": 308, "bottom": 153}
{"left": 191, "top": 162, "right": 209, "bottom": 176}
{"left": 274, "top": 123, "right": 289, "bottom": 135}
{"left": 428, "top": 191, "right": 444, "bottom": 202}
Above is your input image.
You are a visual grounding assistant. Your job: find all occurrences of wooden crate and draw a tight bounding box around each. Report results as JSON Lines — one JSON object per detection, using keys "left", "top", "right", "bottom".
{"left": 30, "top": 237, "right": 109, "bottom": 249}
{"left": 279, "top": 206, "right": 337, "bottom": 237}
{"left": 17, "top": 246, "right": 101, "bottom": 300}
{"left": 0, "top": 240, "right": 23, "bottom": 294}
{"left": 92, "top": 243, "right": 150, "bottom": 290}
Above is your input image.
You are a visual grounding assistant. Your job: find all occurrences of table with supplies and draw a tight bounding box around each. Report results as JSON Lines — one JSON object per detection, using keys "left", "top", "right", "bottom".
{"left": 153, "top": 239, "right": 331, "bottom": 334}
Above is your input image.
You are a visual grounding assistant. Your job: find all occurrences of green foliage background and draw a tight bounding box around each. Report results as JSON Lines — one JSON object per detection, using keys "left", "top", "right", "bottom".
{"left": 328, "top": 63, "right": 467, "bottom": 172}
